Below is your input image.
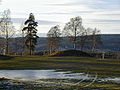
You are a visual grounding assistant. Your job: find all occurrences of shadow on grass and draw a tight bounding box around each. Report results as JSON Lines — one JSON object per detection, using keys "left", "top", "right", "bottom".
{"left": 49, "top": 50, "right": 92, "bottom": 57}
{"left": 0, "top": 55, "right": 14, "bottom": 60}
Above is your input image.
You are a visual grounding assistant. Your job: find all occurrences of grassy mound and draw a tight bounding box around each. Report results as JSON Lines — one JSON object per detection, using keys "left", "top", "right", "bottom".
{"left": 0, "top": 77, "right": 10, "bottom": 81}
{"left": 49, "top": 50, "right": 91, "bottom": 57}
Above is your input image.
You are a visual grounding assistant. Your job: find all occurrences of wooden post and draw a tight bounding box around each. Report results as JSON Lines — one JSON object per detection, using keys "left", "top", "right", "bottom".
{"left": 102, "top": 52, "right": 105, "bottom": 59}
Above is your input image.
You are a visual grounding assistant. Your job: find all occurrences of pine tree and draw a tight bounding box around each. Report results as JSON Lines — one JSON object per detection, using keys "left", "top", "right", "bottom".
{"left": 23, "top": 13, "right": 39, "bottom": 55}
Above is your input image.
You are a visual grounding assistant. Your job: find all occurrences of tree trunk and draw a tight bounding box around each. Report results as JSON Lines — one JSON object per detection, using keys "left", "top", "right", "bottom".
{"left": 5, "top": 40, "right": 9, "bottom": 55}
{"left": 5, "top": 30, "right": 9, "bottom": 55}
{"left": 29, "top": 30, "right": 32, "bottom": 55}
{"left": 29, "top": 38, "right": 32, "bottom": 55}
{"left": 74, "top": 28, "right": 77, "bottom": 50}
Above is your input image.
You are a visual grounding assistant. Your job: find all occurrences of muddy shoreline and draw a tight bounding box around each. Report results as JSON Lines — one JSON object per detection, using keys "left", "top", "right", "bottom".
{"left": 0, "top": 77, "right": 120, "bottom": 90}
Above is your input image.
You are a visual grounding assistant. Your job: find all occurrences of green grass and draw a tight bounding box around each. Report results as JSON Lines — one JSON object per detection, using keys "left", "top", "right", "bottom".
{"left": 0, "top": 56, "right": 120, "bottom": 89}
{"left": 0, "top": 56, "right": 120, "bottom": 78}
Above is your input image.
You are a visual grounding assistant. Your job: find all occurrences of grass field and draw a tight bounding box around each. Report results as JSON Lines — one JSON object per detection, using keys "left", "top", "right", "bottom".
{"left": 0, "top": 56, "right": 120, "bottom": 89}
{"left": 0, "top": 56, "right": 120, "bottom": 78}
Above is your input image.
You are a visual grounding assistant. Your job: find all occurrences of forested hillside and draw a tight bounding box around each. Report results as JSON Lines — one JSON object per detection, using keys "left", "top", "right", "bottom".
{"left": 36, "top": 34, "right": 120, "bottom": 52}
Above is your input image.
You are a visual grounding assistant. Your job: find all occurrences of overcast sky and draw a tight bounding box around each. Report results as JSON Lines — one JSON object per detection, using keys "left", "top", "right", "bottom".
{"left": 0, "top": 0, "right": 120, "bottom": 34}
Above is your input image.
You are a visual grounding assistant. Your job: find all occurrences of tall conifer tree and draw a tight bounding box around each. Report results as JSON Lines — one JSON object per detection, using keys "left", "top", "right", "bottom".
{"left": 23, "top": 13, "right": 39, "bottom": 55}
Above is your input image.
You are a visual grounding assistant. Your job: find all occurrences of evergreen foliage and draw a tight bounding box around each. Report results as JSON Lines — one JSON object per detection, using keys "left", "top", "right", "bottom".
{"left": 23, "top": 13, "right": 39, "bottom": 55}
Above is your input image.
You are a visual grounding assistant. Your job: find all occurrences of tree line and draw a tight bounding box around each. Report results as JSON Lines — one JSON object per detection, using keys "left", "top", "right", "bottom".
{"left": 0, "top": 9, "right": 102, "bottom": 55}
{"left": 47, "top": 16, "right": 102, "bottom": 54}
{"left": 0, "top": 10, "right": 39, "bottom": 55}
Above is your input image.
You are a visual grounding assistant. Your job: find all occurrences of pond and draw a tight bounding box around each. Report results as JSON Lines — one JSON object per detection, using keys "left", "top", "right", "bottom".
{"left": 0, "top": 70, "right": 120, "bottom": 89}
{"left": 0, "top": 70, "right": 120, "bottom": 82}
{"left": 0, "top": 70, "right": 91, "bottom": 80}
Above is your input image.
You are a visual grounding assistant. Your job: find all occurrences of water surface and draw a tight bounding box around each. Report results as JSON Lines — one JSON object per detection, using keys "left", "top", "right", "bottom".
{"left": 0, "top": 70, "right": 90, "bottom": 80}
{"left": 0, "top": 70, "right": 120, "bottom": 82}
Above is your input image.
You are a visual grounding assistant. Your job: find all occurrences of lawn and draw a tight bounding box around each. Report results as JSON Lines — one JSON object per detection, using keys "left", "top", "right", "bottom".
{"left": 0, "top": 56, "right": 120, "bottom": 89}
{"left": 0, "top": 56, "right": 120, "bottom": 78}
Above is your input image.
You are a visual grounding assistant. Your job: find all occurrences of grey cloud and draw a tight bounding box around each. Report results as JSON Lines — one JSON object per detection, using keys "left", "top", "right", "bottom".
{"left": 11, "top": 18, "right": 26, "bottom": 23}
{"left": 40, "top": 12, "right": 70, "bottom": 15}
{"left": 73, "top": 11, "right": 95, "bottom": 14}
{"left": 15, "top": 12, "right": 69, "bottom": 15}
{"left": 84, "top": 19, "right": 120, "bottom": 24}
{"left": 36, "top": 20, "right": 59, "bottom": 25}
{"left": 42, "top": 10, "right": 96, "bottom": 15}
{"left": 47, "top": 0, "right": 104, "bottom": 6}
{"left": 48, "top": 0, "right": 120, "bottom": 11}
{"left": 92, "top": 19, "right": 120, "bottom": 23}
{"left": 99, "top": 14, "right": 120, "bottom": 16}
{"left": 41, "top": 11, "right": 120, "bottom": 16}
{"left": 11, "top": 18, "right": 59, "bottom": 25}
{"left": 47, "top": 3, "right": 68, "bottom": 6}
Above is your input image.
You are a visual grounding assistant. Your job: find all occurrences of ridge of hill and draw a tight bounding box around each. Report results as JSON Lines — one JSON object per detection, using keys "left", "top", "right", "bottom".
{"left": 36, "top": 34, "right": 120, "bottom": 52}
{"left": 49, "top": 50, "right": 91, "bottom": 57}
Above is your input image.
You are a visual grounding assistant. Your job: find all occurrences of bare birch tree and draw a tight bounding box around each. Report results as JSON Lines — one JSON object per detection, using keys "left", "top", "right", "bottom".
{"left": 11, "top": 23, "right": 25, "bottom": 55}
{"left": 47, "top": 25, "right": 61, "bottom": 54}
{"left": 0, "top": 9, "right": 15, "bottom": 54}
{"left": 89, "top": 28, "right": 102, "bottom": 52}
{"left": 78, "top": 28, "right": 90, "bottom": 51}
{"left": 62, "top": 16, "right": 84, "bottom": 50}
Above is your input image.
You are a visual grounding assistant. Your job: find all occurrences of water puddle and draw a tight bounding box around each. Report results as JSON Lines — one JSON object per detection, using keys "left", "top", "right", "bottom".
{"left": 0, "top": 70, "right": 119, "bottom": 83}
{"left": 0, "top": 70, "right": 90, "bottom": 80}
{"left": 0, "top": 70, "right": 120, "bottom": 89}
{"left": 102, "top": 78, "right": 120, "bottom": 83}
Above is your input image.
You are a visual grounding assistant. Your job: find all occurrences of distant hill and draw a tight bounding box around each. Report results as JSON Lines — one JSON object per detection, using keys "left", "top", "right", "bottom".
{"left": 36, "top": 34, "right": 120, "bottom": 52}
{"left": 1, "top": 34, "right": 120, "bottom": 54}
{"left": 101, "top": 34, "right": 120, "bottom": 52}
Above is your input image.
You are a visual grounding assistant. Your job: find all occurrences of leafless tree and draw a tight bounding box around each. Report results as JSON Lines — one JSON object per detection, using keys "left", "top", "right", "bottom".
{"left": 78, "top": 28, "right": 91, "bottom": 51}
{"left": 62, "top": 16, "right": 84, "bottom": 50}
{"left": 0, "top": 9, "right": 15, "bottom": 54}
{"left": 47, "top": 25, "right": 61, "bottom": 54}
{"left": 89, "top": 28, "right": 102, "bottom": 52}
{"left": 11, "top": 23, "right": 25, "bottom": 55}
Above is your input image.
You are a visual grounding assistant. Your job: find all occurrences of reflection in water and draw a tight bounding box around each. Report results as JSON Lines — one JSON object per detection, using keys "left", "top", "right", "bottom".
{"left": 0, "top": 70, "right": 89, "bottom": 80}
{"left": 102, "top": 78, "right": 120, "bottom": 83}
{"left": 0, "top": 70, "right": 120, "bottom": 82}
